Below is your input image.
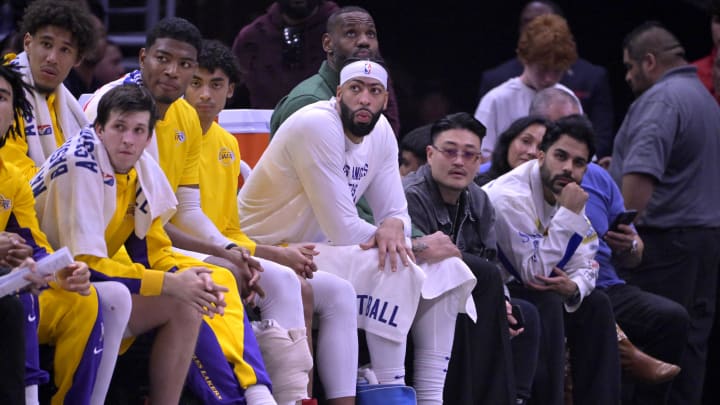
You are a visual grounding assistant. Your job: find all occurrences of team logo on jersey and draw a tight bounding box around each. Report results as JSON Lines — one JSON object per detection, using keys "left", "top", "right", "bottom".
{"left": 37, "top": 125, "right": 53, "bottom": 136}
{"left": 218, "top": 147, "right": 235, "bottom": 167}
{"left": 102, "top": 172, "right": 115, "bottom": 186}
{"left": 0, "top": 194, "right": 11, "bottom": 210}
{"left": 175, "top": 130, "right": 186, "bottom": 143}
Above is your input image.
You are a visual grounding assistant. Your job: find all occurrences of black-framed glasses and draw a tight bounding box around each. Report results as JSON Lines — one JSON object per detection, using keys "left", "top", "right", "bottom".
{"left": 431, "top": 145, "right": 481, "bottom": 162}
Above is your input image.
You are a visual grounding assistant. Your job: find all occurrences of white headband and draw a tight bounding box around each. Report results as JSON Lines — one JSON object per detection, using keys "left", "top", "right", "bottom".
{"left": 339, "top": 60, "right": 388, "bottom": 89}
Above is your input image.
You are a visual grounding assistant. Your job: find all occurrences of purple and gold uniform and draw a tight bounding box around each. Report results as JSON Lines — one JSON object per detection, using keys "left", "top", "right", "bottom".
{"left": 1, "top": 157, "right": 103, "bottom": 405}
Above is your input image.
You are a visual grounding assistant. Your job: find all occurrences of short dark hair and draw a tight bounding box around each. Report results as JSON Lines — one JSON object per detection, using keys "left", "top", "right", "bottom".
{"left": 94, "top": 84, "right": 157, "bottom": 134}
{"left": 400, "top": 124, "right": 432, "bottom": 165}
{"left": 198, "top": 39, "right": 241, "bottom": 85}
{"left": 540, "top": 114, "right": 595, "bottom": 160}
{"left": 146, "top": 17, "right": 202, "bottom": 55}
{"left": 326, "top": 6, "right": 373, "bottom": 33}
{"left": 430, "top": 112, "right": 486, "bottom": 144}
{"left": 486, "top": 115, "right": 552, "bottom": 180}
{"left": 20, "top": 0, "right": 96, "bottom": 58}
{"left": 623, "top": 21, "right": 685, "bottom": 63}
{"left": 0, "top": 64, "right": 33, "bottom": 147}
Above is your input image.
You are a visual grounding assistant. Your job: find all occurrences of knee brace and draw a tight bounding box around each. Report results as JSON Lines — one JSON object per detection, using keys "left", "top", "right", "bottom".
{"left": 252, "top": 320, "right": 313, "bottom": 404}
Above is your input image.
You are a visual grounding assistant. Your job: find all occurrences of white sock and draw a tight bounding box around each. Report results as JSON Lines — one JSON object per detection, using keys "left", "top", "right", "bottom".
{"left": 310, "top": 272, "right": 358, "bottom": 398}
{"left": 91, "top": 282, "right": 132, "bottom": 405}
{"left": 245, "top": 384, "right": 277, "bottom": 405}
{"left": 25, "top": 385, "right": 39, "bottom": 405}
{"left": 365, "top": 332, "right": 407, "bottom": 385}
{"left": 410, "top": 291, "right": 460, "bottom": 405}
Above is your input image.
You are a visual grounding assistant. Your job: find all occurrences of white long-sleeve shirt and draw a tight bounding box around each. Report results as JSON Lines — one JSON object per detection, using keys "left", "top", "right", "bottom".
{"left": 482, "top": 160, "right": 599, "bottom": 312}
{"left": 238, "top": 99, "right": 410, "bottom": 245}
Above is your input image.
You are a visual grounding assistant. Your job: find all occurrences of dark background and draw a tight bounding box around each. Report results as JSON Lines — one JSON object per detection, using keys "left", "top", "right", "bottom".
{"left": 179, "top": 0, "right": 714, "bottom": 135}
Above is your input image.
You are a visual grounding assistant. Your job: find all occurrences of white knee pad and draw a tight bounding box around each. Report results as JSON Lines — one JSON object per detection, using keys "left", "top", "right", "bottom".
{"left": 252, "top": 320, "right": 312, "bottom": 404}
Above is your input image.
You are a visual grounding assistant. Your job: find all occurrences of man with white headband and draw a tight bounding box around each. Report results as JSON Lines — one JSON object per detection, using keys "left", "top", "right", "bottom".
{"left": 239, "top": 58, "right": 477, "bottom": 405}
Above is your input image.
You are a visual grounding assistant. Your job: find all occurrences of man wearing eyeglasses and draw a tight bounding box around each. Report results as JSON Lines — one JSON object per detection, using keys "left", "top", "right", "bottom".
{"left": 403, "top": 112, "right": 538, "bottom": 405}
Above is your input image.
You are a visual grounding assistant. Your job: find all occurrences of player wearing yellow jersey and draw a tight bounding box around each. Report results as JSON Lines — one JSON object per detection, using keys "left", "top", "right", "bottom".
{"left": 83, "top": 19, "right": 276, "bottom": 404}
{"left": 0, "top": 62, "right": 130, "bottom": 405}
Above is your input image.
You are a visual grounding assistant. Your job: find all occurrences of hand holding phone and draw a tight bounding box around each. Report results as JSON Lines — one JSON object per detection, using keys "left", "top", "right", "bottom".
{"left": 607, "top": 210, "right": 638, "bottom": 234}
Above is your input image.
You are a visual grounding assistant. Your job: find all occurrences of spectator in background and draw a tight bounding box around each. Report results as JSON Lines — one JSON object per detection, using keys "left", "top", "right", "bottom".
{"left": 63, "top": 2, "right": 107, "bottom": 98}
{"left": 691, "top": 0, "right": 720, "bottom": 104}
{"left": 269, "top": 5, "right": 401, "bottom": 136}
{"left": 93, "top": 40, "right": 125, "bottom": 85}
{"left": 474, "top": 13, "right": 580, "bottom": 161}
{"left": 611, "top": 22, "right": 720, "bottom": 405}
{"left": 398, "top": 123, "right": 431, "bottom": 177}
{"left": 232, "top": 0, "right": 339, "bottom": 109}
{"left": 477, "top": 0, "right": 615, "bottom": 159}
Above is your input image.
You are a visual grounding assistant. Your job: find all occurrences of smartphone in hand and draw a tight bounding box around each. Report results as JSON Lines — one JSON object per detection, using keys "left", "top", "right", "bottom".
{"left": 607, "top": 210, "right": 638, "bottom": 234}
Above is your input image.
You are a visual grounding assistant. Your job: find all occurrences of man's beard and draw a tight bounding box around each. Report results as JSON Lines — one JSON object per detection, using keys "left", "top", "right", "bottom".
{"left": 340, "top": 100, "right": 382, "bottom": 137}
{"left": 539, "top": 161, "right": 574, "bottom": 196}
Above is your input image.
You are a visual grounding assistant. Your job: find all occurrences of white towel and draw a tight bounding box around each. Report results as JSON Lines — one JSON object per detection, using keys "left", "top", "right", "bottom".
{"left": 31, "top": 125, "right": 177, "bottom": 257}
{"left": 11, "top": 52, "right": 88, "bottom": 167}
{"left": 312, "top": 245, "right": 476, "bottom": 343}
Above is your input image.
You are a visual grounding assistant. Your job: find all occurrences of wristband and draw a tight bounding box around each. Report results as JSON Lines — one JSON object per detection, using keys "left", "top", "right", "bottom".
{"left": 225, "top": 243, "right": 239, "bottom": 250}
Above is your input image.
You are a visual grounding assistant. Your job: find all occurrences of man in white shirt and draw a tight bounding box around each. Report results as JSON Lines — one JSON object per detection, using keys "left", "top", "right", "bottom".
{"left": 483, "top": 115, "right": 619, "bottom": 404}
{"left": 239, "top": 59, "right": 476, "bottom": 404}
{"left": 474, "top": 13, "right": 581, "bottom": 160}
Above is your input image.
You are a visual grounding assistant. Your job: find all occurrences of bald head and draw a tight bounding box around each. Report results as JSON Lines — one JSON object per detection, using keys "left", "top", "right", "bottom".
{"left": 529, "top": 87, "right": 581, "bottom": 121}
{"left": 623, "top": 22, "right": 686, "bottom": 66}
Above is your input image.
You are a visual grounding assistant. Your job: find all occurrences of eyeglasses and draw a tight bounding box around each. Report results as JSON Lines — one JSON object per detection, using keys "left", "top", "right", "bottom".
{"left": 431, "top": 145, "right": 481, "bottom": 162}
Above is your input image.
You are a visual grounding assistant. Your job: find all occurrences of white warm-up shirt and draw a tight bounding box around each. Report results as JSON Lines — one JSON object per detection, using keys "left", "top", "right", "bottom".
{"left": 482, "top": 160, "right": 599, "bottom": 312}
{"left": 238, "top": 99, "right": 411, "bottom": 245}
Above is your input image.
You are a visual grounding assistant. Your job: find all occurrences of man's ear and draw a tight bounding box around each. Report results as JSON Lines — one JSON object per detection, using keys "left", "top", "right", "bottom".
{"left": 23, "top": 32, "right": 32, "bottom": 53}
{"left": 227, "top": 82, "right": 235, "bottom": 99}
{"left": 537, "top": 149, "right": 545, "bottom": 165}
{"left": 322, "top": 33, "right": 332, "bottom": 55}
{"left": 94, "top": 122, "right": 103, "bottom": 139}
{"left": 138, "top": 48, "right": 146, "bottom": 69}
{"left": 642, "top": 52, "right": 657, "bottom": 73}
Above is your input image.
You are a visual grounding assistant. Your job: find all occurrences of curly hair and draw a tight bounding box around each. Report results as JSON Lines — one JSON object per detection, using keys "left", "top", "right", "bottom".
{"left": 20, "top": 0, "right": 96, "bottom": 58}
{"left": 517, "top": 14, "right": 577, "bottom": 70}
{"left": 0, "top": 64, "right": 33, "bottom": 147}
{"left": 198, "top": 40, "right": 241, "bottom": 85}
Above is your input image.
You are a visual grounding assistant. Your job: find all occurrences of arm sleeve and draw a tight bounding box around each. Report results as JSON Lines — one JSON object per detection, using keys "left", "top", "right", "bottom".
{"left": 6, "top": 169, "right": 51, "bottom": 260}
{"left": 493, "top": 195, "right": 596, "bottom": 311}
{"left": 288, "top": 110, "right": 377, "bottom": 244}
{"left": 620, "top": 100, "right": 678, "bottom": 180}
{"left": 476, "top": 96, "right": 500, "bottom": 158}
{"left": 363, "top": 129, "right": 411, "bottom": 238}
{"left": 171, "top": 186, "right": 233, "bottom": 248}
{"left": 404, "top": 188, "right": 437, "bottom": 236}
